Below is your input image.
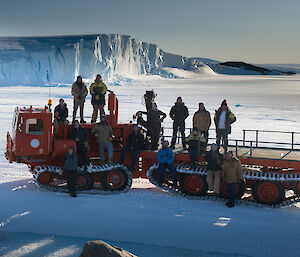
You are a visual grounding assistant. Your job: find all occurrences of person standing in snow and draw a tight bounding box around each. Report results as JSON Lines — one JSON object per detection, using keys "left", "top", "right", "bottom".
{"left": 222, "top": 151, "right": 243, "bottom": 207}
{"left": 157, "top": 140, "right": 177, "bottom": 186}
{"left": 71, "top": 75, "right": 88, "bottom": 123}
{"left": 205, "top": 143, "right": 223, "bottom": 196}
{"left": 63, "top": 146, "right": 78, "bottom": 197}
{"left": 92, "top": 116, "right": 114, "bottom": 164}
{"left": 53, "top": 98, "right": 69, "bottom": 137}
{"left": 214, "top": 100, "right": 236, "bottom": 153}
{"left": 169, "top": 97, "right": 189, "bottom": 150}
{"left": 146, "top": 102, "right": 166, "bottom": 150}
{"left": 193, "top": 102, "right": 211, "bottom": 149}
{"left": 69, "top": 120, "right": 89, "bottom": 169}
{"left": 90, "top": 74, "right": 108, "bottom": 123}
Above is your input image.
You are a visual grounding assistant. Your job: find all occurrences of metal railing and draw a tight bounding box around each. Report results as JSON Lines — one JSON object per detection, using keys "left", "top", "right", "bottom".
{"left": 162, "top": 127, "right": 300, "bottom": 152}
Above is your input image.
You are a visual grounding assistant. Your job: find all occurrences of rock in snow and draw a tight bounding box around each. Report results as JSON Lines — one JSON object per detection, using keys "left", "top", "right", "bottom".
{"left": 79, "top": 240, "right": 137, "bottom": 257}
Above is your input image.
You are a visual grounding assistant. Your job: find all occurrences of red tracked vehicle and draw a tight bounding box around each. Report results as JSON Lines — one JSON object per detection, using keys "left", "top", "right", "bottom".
{"left": 5, "top": 92, "right": 300, "bottom": 205}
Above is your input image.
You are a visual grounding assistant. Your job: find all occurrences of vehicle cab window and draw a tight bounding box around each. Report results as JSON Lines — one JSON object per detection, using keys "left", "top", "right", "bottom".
{"left": 26, "top": 118, "right": 44, "bottom": 135}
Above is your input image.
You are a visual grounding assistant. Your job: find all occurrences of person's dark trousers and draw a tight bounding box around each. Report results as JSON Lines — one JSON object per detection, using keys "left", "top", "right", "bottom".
{"left": 216, "top": 129, "right": 228, "bottom": 153}
{"left": 77, "top": 144, "right": 89, "bottom": 167}
{"left": 227, "top": 182, "right": 237, "bottom": 206}
{"left": 158, "top": 163, "right": 178, "bottom": 185}
{"left": 150, "top": 127, "right": 160, "bottom": 150}
{"left": 65, "top": 169, "right": 77, "bottom": 195}
{"left": 200, "top": 130, "right": 209, "bottom": 147}
{"left": 120, "top": 146, "right": 141, "bottom": 170}
{"left": 171, "top": 121, "right": 186, "bottom": 148}
{"left": 188, "top": 149, "right": 198, "bottom": 166}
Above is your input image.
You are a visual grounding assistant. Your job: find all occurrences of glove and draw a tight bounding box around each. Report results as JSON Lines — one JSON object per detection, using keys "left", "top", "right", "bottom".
{"left": 58, "top": 169, "right": 63, "bottom": 176}
{"left": 75, "top": 137, "right": 80, "bottom": 142}
{"left": 109, "top": 137, "right": 112, "bottom": 142}
{"left": 94, "top": 133, "right": 99, "bottom": 137}
{"left": 95, "top": 95, "right": 100, "bottom": 100}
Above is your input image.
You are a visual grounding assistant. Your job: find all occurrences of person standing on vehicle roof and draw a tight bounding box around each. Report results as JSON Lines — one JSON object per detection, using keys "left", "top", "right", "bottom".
{"left": 169, "top": 96, "right": 189, "bottom": 150}
{"left": 69, "top": 120, "right": 89, "bottom": 169}
{"left": 205, "top": 143, "right": 223, "bottom": 196}
{"left": 193, "top": 102, "right": 211, "bottom": 149}
{"left": 119, "top": 124, "right": 145, "bottom": 171}
{"left": 92, "top": 115, "right": 114, "bottom": 164}
{"left": 90, "top": 74, "right": 109, "bottom": 123}
{"left": 222, "top": 151, "right": 243, "bottom": 207}
{"left": 63, "top": 146, "right": 78, "bottom": 197}
{"left": 214, "top": 99, "right": 236, "bottom": 153}
{"left": 157, "top": 140, "right": 177, "bottom": 186}
{"left": 72, "top": 75, "right": 88, "bottom": 123}
{"left": 147, "top": 102, "right": 166, "bottom": 150}
{"left": 53, "top": 98, "right": 68, "bottom": 137}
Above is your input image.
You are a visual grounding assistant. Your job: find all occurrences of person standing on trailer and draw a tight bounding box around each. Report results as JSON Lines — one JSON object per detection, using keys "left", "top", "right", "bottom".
{"left": 92, "top": 116, "right": 114, "bottom": 164}
{"left": 157, "top": 140, "right": 177, "bottom": 186}
{"left": 222, "top": 151, "right": 243, "bottom": 207}
{"left": 71, "top": 75, "right": 88, "bottom": 123}
{"left": 69, "top": 120, "right": 89, "bottom": 169}
{"left": 169, "top": 96, "right": 189, "bottom": 150}
{"left": 119, "top": 124, "right": 145, "bottom": 171}
{"left": 205, "top": 143, "right": 223, "bottom": 196}
{"left": 147, "top": 102, "right": 166, "bottom": 150}
{"left": 63, "top": 146, "right": 78, "bottom": 197}
{"left": 193, "top": 102, "right": 211, "bottom": 149}
{"left": 185, "top": 127, "right": 206, "bottom": 167}
{"left": 53, "top": 98, "right": 69, "bottom": 137}
{"left": 90, "top": 74, "right": 107, "bottom": 123}
{"left": 214, "top": 100, "right": 236, "bottom": 153}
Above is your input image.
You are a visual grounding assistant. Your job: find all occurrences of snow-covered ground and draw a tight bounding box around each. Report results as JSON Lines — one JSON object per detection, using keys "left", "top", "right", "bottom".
{"left": 1, "top": 74, "right": 300, "bottom": 257}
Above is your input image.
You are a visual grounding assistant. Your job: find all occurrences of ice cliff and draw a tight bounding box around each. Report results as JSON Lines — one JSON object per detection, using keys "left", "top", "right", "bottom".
{"left": 0, "top": 34, "right": 295, "bottom": 86}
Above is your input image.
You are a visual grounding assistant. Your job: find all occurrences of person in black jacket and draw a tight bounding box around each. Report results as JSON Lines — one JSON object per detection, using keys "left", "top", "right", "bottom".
{"left": 170, "top": 97, "right": 189, "bottom": 150}
{"left": 54, "top": 98, "right": 69, "bottom": 137}
{"left": 147, "top": 103, "right": 166, "bottom": 150}
{"left": 69, "top": 120, "right": 89, "bottom": 169}
{"left": 205, "top": 143, "right": 224, "bottom": 195}
{"left": 120, "top": 124, "right": 145, "bottom": 171}
{"left": 214, "top": 100, "right": 236, "bottom": 153}
{"left": 63, "top": 146, "right": 78, "bottom": 197}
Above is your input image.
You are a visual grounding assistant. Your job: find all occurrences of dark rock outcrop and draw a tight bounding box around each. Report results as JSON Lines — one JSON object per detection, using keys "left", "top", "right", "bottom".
{"left": 79, "top": 240, "right": 137, "bottom": 257}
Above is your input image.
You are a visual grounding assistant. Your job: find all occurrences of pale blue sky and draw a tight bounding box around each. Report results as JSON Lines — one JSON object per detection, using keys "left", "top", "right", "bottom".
{"left": 0, "top": 0, "right": 299, "bottom": 63}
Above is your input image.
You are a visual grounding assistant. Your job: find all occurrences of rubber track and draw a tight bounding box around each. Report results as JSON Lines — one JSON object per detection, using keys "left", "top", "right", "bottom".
{"left": 33, "top": 164, "right": 132, "bottom": 195}
{"left": 146, "top": 163, "right": 300, "bottom": 208}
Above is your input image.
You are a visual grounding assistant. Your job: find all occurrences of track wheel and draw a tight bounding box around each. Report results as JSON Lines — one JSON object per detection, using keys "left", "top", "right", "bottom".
{"left": 220, "top": 180, "right": 246, "bottom": 199}
{"left": 37, "top": 171, "right": 52, "bottom": 185}
{"left": 293, "top": 182, "right": 300, "bottom": 196}
{"left": 101, "top": 168, "right": 128, "bottom": 191}
{"left": 76, "top": 172, "right": 94, "bottom": 190}
{"left": 180, "top": 174, "right": 208, "bottom": 196}
{"left": 252, "top": 181, "right": 285, "bottom": 205}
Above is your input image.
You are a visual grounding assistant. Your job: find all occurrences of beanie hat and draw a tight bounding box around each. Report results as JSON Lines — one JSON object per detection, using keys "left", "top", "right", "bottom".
{"left": 177, "top": 96, "right": 182, "bottom": 102}
{"left": 193, "top": 127, "right": 198, "bottom": 132}
{"left": 221, "top": 99, "right": 227, "bottom": 107}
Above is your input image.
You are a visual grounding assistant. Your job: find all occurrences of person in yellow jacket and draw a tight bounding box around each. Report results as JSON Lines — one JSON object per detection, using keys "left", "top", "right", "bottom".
{"left": 185, "top": 127, "right": 206, "bottom": 167}
{"left": 193, "top": 102, "right": 211, "bottom": 148}
{"left": 222, "top": 151, "right": 243, "bottom": 207}
{"left": 90, "top": 74, "right": 108, "bottom": 123}
{"left": 71, "top": 75, "right": 88, "bottom": 123}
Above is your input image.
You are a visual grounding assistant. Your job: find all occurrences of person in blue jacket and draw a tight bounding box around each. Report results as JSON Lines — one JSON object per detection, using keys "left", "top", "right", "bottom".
{"left": 157, "top": 140, "right": 177, "bottom": 186}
